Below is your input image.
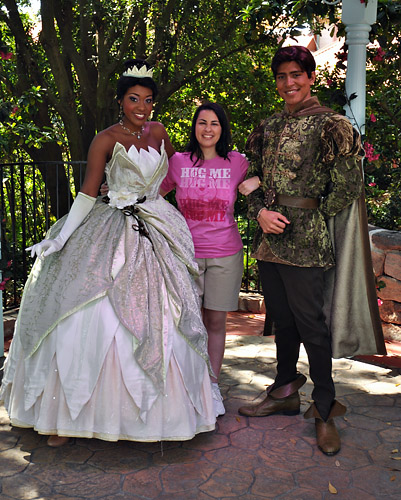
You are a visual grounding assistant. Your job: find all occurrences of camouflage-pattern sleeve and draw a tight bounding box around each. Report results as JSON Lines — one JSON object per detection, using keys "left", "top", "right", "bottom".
{"left": 245, "top": 122, "right": 266, "bottom": 220}
{"left": 319, "top": 116, "right": 363, "bottom": 217}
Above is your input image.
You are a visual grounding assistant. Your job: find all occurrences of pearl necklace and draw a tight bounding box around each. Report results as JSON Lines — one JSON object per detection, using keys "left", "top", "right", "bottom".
{"left": 119, "top": 120, "right": 145, "bottom": 139}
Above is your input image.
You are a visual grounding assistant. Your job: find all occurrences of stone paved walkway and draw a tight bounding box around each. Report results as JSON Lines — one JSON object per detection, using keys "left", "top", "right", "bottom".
{"left": 1, "top": 335, "right": 401, "bottom": 499}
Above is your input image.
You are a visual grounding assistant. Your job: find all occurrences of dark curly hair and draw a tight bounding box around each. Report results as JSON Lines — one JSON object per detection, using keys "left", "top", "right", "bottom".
{"left": 271, "top": 46, "right": 316, "bottom": 78}
{"left": 186, "top": 102, "right": 232, "bottom": 166}
{"left": 116, "top": 59, "right": 158, "bottom": 100}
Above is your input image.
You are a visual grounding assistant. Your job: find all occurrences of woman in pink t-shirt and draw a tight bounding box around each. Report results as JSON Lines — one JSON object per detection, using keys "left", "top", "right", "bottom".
{"left": 161, "top": 102, "right": 249, "bottom": 417}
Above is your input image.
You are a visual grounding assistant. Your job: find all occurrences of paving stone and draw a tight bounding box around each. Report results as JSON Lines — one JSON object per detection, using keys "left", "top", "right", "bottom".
{"left": 340, "top": 425, "right": 381, "bottom": 450}
{"left": 354, "top": 405, "right": 401, "bottom": 421}
{"left": 87, "top": 447, "right": 151, "bottom": 472}
{"left": 343, "top": 412, "right": 391, "bottom": 431}
{"left": 14, "top": 429, "right": 45, "bottom": 452}
{"left": 223, "top": 495, "right": 270, "bottom": 500}
{"left": 249, "top": 372, "right": 275, "bottom": 387}
{"left": 275, "top": 487, "right": 322, "bottom": 499}
{"left": 230, "top": 426, "right": 265, "bottom": 450}
{"left": 153, "top": 447, "right": 203, "bottom": 466}
{"left": 379, "top": 425, "right": 401, "bottom": 442}
{"left": 321, "top": 488, "right": 377, "bottom": 499}
{"left": 181, "top": 431, "right": 229, "bottom": 451}
{"left": 0, "top": 430, "right": 19, "bottom": 451}
{"left": 97, "top": 495, "right": 138, "bottom": 500}
{"left": 47, "top": 497, "right": 91, "bottom": 500}
{"left": 362, "top": 379, "right": 401, "bottom": 395}
{"left": 53, "top": 471, "right": 121, "bottom": 497}
{"left": 250, "top": 467, "right": 295, "bottom": 498}
{"left": 30, "top": 441, "right": 93, "bottom": 465}
{"left": 367, "top": 443, "right": 401, "bottom": 467}
{"left": 126, "top": 440, "right": 180, "bottom": 454}
{"left": 222, "top": 396, "right": 248, "bottom": 414}
{"left": 83, "top": 438, "right": 123, "bottom": 452}
{"left": 295, "top": 466, "right": 351, "bottom": 492}
{"left": 1, "top": 474, "right": 53, "bottom": 499}
{"left": 157, "top": 491, "right": 212, "bottom": 500}
{"left": 26, "top": 461, "right": 107, "bottom": 487}
{"left": 205, "top": 446, "right": 263, "bottom": 472}
{"left": 222, "top": 369, "right": 254, "bottom": 384}
{"left": 228, "top": 388, "right": 266, "bottom": 403}
{"left": 257, "top": 434, "right": 316, "bottom": 472}
{"left": 160, "top": 462, "right": 216, "bottom": 494}
{"left": 214, "top": 414, "right": 248, "bottom": 434}
{"left": 227, "top": 383, "right": 264, "bottom": 398}
{"left": 0, "top": 447, "right": 30, "bottom": 477}
{"left": 199, "top": 467, "right": 253, "bottom": 497}
{"left": 248, "top": 414, "right": 303, "bottom": 432}
{"left": 343, "top": 392, "right": 395, "bottom": 406}
{"left": 123, "top": 466, "right": 164, "bottom": 497}
{"left": 351, "top": 465, "right": 401, "bottom": 497}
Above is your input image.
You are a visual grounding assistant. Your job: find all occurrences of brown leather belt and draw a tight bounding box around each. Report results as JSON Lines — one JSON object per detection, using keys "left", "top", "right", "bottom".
{"left": 276, "top": 194, "right": 319, "bottom": 209}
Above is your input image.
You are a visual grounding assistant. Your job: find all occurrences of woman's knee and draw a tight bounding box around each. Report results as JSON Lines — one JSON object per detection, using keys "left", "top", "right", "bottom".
{"left": 203, "top": 309, "right": 227, "bottom": 334}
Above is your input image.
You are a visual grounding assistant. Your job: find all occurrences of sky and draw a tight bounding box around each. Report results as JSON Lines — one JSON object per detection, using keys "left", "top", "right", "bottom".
{"left": 24, "top": 0, "right": 40, "bottom": 15}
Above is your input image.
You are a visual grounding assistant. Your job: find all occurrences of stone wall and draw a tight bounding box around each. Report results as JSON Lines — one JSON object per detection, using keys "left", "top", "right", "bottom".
{"left": 370, "top": 226, "right": 401, "bottom": 342}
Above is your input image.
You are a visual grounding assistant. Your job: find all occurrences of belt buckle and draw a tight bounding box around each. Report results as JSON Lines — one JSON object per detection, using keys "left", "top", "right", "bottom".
{"left": 264, "top": 187, "right": 276, "bottom": 207}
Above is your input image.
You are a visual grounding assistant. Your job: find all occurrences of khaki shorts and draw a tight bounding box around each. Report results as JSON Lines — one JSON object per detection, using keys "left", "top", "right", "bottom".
{"left": 195, "top": 249, "right": 243, "bottom": 312}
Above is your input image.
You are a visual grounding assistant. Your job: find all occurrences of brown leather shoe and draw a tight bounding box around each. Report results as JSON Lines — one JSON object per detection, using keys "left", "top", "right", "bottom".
{"left": 238, "top": 373, "right": 307, "bottom": 417}
{"left": 304, "top": 400, "right": 346, "bottom": 456}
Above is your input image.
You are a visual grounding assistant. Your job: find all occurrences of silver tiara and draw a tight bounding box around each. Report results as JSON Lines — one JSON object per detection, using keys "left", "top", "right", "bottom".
{"left": 122, "top": 65, "right": 154, "bottom": 78}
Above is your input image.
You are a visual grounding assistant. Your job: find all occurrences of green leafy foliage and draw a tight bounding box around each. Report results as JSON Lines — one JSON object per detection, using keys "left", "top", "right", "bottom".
{"left": 312, "top": 0, "right": 401, "bottom": 231}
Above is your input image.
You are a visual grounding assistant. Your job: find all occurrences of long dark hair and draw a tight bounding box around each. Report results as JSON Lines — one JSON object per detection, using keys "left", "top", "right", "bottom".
{"left": 186, "top": 102, "right": 232, "bottom": 166}
{"left": 116, "top": 59, "right": 158, "bottom": 100}
{"left": 271, "top": 46, "right": 316, "bottom": 78}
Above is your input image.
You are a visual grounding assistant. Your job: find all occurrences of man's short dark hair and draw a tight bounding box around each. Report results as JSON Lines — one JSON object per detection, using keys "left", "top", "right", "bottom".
{"left": 271, "top": 46, "right": 316, "bottom": 78}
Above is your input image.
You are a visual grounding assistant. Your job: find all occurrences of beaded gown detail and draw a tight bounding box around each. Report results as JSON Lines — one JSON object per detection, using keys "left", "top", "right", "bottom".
{"left": 0, "top": 142, "right": 216, "bottom": 441}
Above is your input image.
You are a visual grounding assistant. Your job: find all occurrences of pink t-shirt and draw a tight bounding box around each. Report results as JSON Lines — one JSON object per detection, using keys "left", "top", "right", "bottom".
{"left": 161, "top": 151, "right": 248, "bottom": 258}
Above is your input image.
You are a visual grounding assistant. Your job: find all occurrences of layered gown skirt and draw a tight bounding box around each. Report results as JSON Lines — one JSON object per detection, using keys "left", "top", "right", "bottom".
{"left": 0, "top": 143, "right": 216, "bottom": 441}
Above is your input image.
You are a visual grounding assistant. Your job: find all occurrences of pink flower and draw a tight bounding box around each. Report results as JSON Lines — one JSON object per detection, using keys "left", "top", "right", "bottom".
{"left": 327, "top": 79, "right": 334, "bottom": 86}
{"left": 0, "top": 51, "right": 13, "bottom": 60}
{"left": 373, "top": 47, "right": 385, "bottom": 62}
{"left": 11, "top": 106, "right": 18, "bottom": 116}
{"left": 370, "top": 113, "right": 377, "bottom": 122}
{"left": 0, "top": 277, "right": 10, "bottom": 291}
{"left": 377, "top": 299, "right": 383, "bottom": 306}
{"left": 7, "top": 260, "right": 12, "bottom": 268}
{"left": 364, "top": 142, "right": 380, "bottom": 162}
{"left": 368, "top": 182, "right": 376, "bottom": 187}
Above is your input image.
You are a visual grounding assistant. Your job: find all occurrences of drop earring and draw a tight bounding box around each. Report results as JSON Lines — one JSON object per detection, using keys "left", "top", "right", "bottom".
{"left": 118, "top": 104, "right": 124, "bottom": 120}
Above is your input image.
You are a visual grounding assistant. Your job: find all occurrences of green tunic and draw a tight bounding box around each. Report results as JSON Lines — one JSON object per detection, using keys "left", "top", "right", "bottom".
{"left": 246, "top": 97, "right": 363, "bottom": 268}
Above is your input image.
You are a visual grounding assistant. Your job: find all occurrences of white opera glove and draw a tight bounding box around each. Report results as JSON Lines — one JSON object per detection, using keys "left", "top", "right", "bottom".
{"left": 26, "top": 192, "right": 96, "bottom": 258}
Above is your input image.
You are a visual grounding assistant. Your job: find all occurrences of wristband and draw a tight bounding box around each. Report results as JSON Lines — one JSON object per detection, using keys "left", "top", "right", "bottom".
{"left": 256, "top": 207, "right": 267, "bottom": 219}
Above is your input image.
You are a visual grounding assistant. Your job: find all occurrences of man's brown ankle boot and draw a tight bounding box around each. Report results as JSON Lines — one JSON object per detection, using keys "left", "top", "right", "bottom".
{"left": 238, "top": 373, "right": 307, "bottom": 417}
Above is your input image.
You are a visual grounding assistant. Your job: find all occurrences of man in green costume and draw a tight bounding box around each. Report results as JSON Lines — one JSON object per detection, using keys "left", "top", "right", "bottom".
{"left": 239, "top": 46, "right": 385, "bottom": 455}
